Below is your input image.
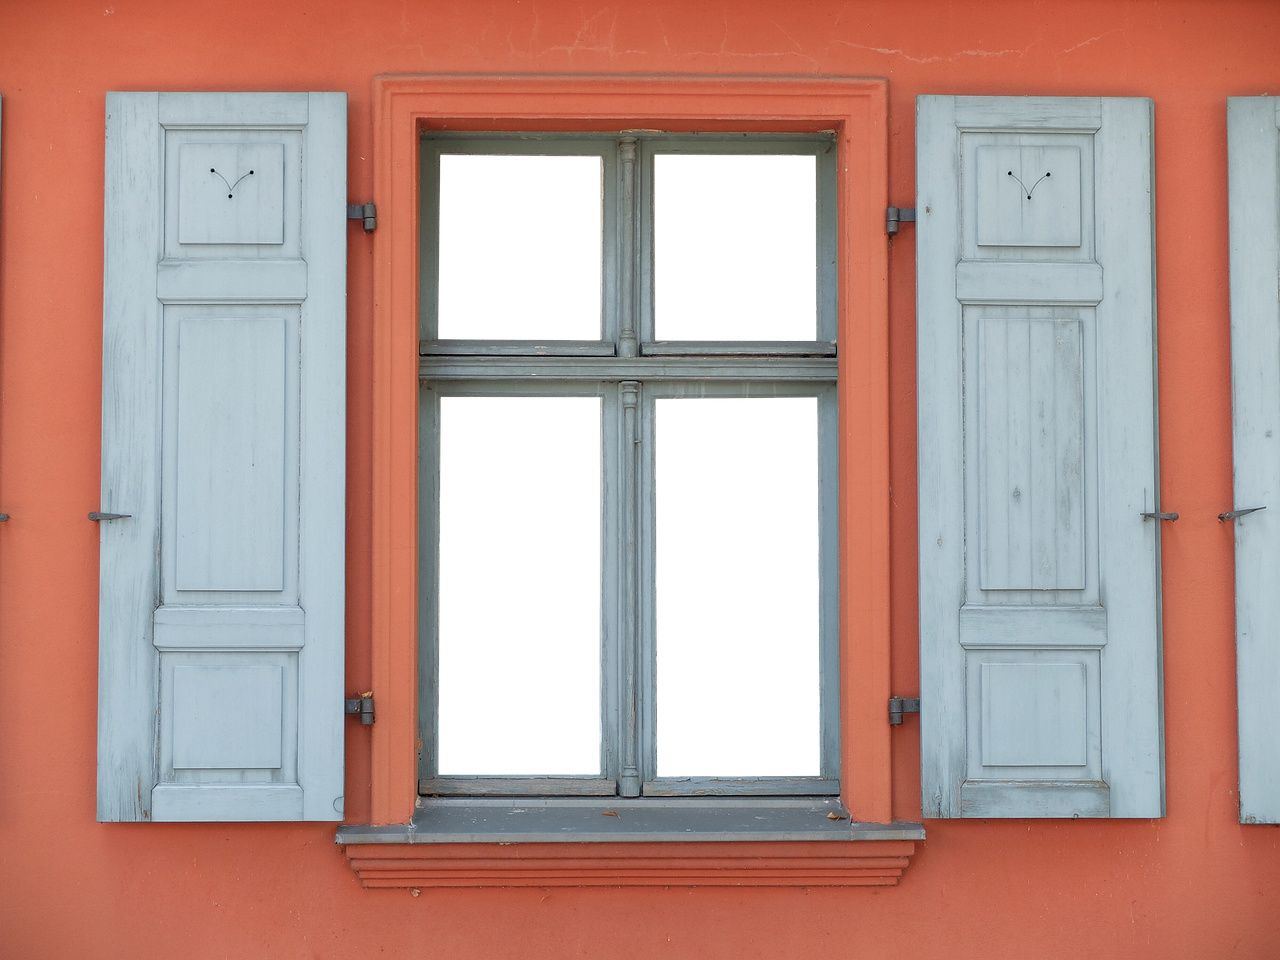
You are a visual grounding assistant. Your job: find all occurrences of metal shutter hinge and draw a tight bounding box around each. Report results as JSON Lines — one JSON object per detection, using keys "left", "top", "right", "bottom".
{"left": 1219, "top": 505, "right": 1265, "bottom": 523}
{"left": 1141, "top": 511, "right": 1178, "bottom": 521}
{"left": 347, "top": 202, "right": 376, "bottom": 232}
{"left": 886, "top": 206, "right": 916, "bottom": 235}
{"left": 89, "top": 511, "right": 131, "bottom": 521}
{"left": 345, "top": 693, "right": 375, "bottom": 724}
{"left": 889, "top": 696, "right": 920, "bottom": 725}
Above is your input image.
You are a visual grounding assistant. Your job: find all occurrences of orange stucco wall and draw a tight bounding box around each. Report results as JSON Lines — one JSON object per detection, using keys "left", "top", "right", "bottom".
{"left": 2, "top": 0, "right": 1278, "bottom": 956}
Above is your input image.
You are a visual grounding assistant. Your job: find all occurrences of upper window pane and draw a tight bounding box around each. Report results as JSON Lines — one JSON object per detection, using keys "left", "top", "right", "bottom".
{"left": 654, "top": 154, "right": 817, "bottom": 341}
{"left": 436, "top": 395, "right": 602, "bottom": 775}
{"left": 437, "top": 154, "right": 603, "bottom": 340}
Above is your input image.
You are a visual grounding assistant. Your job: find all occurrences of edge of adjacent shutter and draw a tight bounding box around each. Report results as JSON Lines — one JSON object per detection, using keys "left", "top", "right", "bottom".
{"left": 296, "top": 91, "right": 347, "bottom": 821}
{"left": 1093, "top": 97, "right": 1164, "bottom": 817}
{"left": 916, "top": 94, "right": 967, "bottom": 819}
{"left": 1228, "top": 96, "right": 1280, "bottom": 824}
{"left": 98, "top": 92, "right": 164, "bottom": 821}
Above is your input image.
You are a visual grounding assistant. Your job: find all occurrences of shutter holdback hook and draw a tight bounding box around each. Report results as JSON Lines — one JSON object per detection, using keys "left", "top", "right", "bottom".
{"left": 1141, "top": 490, "right": 1178, "bottom": 522}
{"left": 1220, "top": 505, "right": 1266, "bottom": 523}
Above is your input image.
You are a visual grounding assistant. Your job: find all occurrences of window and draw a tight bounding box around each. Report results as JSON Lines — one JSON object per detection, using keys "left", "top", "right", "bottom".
{"left": 417, "top": 133, "right": 841, "bottom": 801}
{"left": 349, "top": 78, "right": 901, "bottom": 882}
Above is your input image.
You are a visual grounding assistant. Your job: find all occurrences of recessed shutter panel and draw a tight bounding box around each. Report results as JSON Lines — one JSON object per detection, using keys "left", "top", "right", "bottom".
{"left": 1228, "top": 97, "right": 1280, "bottom": 825}
{"left": 917, "top": 96, "right": 1164, "bottom": 818}
{"left": 97, "top": 92, "right": 347, "bottom": 821}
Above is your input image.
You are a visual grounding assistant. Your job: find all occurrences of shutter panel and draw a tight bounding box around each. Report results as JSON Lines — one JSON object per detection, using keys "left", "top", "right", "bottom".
{"left": 1228, "top": 97, "right": 1280, "bottom": 824}
{"left": 97, "top": 93, "right": 347, "bottom": 821}
{"left": 917, "top": 96, "right": 1164, "bottom": 819}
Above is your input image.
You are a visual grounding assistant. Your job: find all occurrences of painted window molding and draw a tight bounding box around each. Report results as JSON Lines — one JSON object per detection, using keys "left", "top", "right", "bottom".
{"left": 345, "top": 74, "right": 911, "bottom": 887}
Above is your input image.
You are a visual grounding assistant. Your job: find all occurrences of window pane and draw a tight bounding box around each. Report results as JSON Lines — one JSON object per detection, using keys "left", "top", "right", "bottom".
{"left": 654, "top": 397, "right": 821, "bottom": 777}
{"left": 654, "top": 154, "right": 817, "bottom": 341}
{"left": 437, "top": 396, "right": 601, "bottom": 775}
{"left": 437, "top": 155, "right": 603, "bottom": 340}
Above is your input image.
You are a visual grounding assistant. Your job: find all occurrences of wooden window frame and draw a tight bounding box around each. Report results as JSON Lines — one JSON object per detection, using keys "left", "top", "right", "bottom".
{"left": 417, "top": 131, "right": 841, "bottom": 800}
{"left": 348, "top": 75, "right": 915, "bottom": 886}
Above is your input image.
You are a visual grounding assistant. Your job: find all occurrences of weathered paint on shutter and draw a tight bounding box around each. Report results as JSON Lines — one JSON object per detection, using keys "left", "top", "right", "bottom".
{"left": 1228, "top": 97, "right": 1280, "bottom": 825}
{"left": 97, "top": 92, "right": 346, "bottom": 821}
{"left": 917, "top": 96, "right": 1164, "bottom": 819}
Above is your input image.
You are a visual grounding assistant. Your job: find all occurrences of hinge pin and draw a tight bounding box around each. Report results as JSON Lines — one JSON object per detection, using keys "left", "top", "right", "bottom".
{"left": 347, "top": 202, "right": 376, "bottom": 232}
{"left": 345, "top": 693, "right": 375, "bottom": 724}
{"left": 886, "top": 206, "right": 916, "bottom": 235}
{"left": 889, "top": 696, "right": 920, "bottom": 725}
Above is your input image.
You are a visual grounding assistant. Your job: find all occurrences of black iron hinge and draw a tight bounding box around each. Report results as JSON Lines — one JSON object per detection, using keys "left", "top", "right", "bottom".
{"left": 345, "top": 693, "right": 375, "bottom": 725}
{"left": 347, "top": 202, "right": 377, "bottom": 232}
{"left": 889, "top": 696, "right": 920, "bottom": 725}
{"left": 886, "top": 206, "right": 916, "bottom": 235}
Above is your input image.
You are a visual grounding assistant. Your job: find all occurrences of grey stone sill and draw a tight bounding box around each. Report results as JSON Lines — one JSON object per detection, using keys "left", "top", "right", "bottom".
{"left": 335, "top": 797, "right": 926, "bottom": 844}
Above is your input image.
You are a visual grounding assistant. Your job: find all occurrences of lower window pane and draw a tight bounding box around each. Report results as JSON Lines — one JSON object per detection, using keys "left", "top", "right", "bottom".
{"left": 437, "top": 396, "right": 602, "bottom": 776}
{"left": 655, "top": 397, "right": 821, "bottom": 778}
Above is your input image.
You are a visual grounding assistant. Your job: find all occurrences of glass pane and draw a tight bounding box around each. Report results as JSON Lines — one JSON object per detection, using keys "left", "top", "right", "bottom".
{"left": 437, "top": 396, "right": 601, "bottom": 775}
{"left": 655, "top": 397, "right": 821, "bottom": 777}
{"left": 437, "top": 154, "right": 603, "bottom": 340}
{"left": 654, "top": 154, "right": 817, "bottom": 341}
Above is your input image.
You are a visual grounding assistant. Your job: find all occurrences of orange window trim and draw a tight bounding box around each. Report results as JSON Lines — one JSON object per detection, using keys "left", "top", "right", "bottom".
{"left": 368, "top": 74, "right": 891, "bottom": 827}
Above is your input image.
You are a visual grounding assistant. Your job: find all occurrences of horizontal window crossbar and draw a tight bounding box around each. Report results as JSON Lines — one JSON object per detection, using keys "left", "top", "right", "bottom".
{"left": 419, "top": 777, "right": 619, "bottom": 797}
{"left": 642, "top": 778, "right": 842, "bottom": 797}
{"left": 642, "top": 341, "right": 837, "bottom": 357}
{"left": 422, "top": 340, "right": 616, "bottom": 358}
{"left": 420, "top": 356, "right": 838, "bottom": 382}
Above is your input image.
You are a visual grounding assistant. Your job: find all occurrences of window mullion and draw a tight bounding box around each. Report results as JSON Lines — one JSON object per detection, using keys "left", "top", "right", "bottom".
{"left": 619, "top": 380, "right": 643, "bottom": 796}
{"left": 618, "top": 136, "right": 640, "bottom": 359}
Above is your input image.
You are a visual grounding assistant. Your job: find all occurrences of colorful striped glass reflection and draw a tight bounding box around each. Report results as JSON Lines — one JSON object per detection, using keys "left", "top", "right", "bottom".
{"left": 440, "top": 156, "right": 599, "bottom": 337}
{"left": 655, "top": 156, "right": 814, "bottom": 340}
{"left": 437, "top": 399, "right": 601, "bottom": 773}
{"left": 655, "top": 401, "right": 824, "bottom": 778}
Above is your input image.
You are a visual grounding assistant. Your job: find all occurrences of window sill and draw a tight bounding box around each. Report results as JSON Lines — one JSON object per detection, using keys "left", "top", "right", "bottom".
{"left": 336, "top": 798, "right": 924, "bottom": 887}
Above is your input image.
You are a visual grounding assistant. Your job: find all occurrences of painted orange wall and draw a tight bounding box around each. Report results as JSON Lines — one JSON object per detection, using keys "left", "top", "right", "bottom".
{"left": 1, "top": 0, "right": 1277, "bottom": 955}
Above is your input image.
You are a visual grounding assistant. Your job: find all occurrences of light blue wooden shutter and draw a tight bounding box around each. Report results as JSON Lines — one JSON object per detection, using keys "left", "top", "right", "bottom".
{"left": 97, "top": 92, "right": 347, "bottom": 821}
{"left": 917, "top": 96, "right": 1164, "bottom": 819}
{"left": 1228, "top": 97, "right": 1280, "bottom": 824}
